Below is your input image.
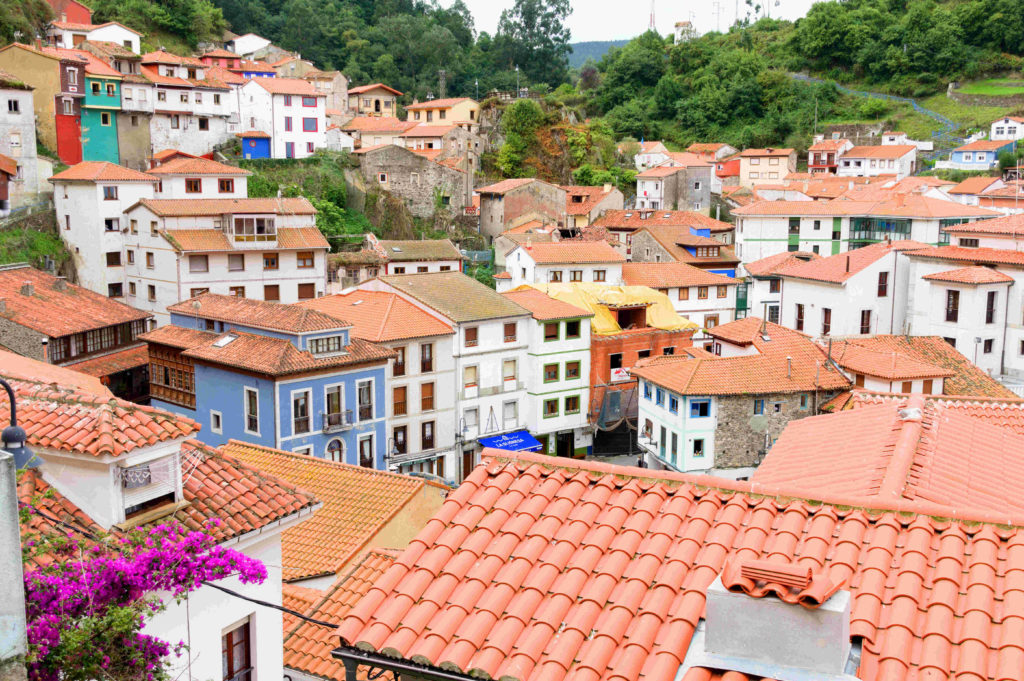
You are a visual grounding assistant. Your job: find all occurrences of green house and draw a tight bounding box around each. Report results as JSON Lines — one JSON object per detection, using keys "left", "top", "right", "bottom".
{"left": 80, "top": 71, "right": 121, "bottom": 163}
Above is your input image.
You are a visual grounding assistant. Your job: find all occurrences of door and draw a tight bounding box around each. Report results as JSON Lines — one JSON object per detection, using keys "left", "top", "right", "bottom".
{"left": 556, "top": 431, "right": 575, "bottom": 459}
{"left": 285, "top": 142, "right": 294, "bottom": 158}
{"left": 831, "top": 218, "right": 842, "bottom": 255}
{"left": 461, "top": 448, "right": 475, "bottom": 481}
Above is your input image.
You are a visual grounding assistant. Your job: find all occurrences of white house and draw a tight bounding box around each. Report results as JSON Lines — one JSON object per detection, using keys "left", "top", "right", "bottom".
{"left": 941, "top": 212, "right": 1024, "bottom": 249}
{"left": 947, "top": 177, "right": 1005, "bottom": 206}
{"left": 149, "top": 154, "right": 250, "bottom": 198}
{"left": 501, "top": 287, "right": 594, "bottom": 458}
{"left": 47, "top": 20, "right": 143, "bottom": 54}
{"left": 239, "top": 78, "right": 326, "bottom": 159}
{"left": 122, "top": 196, "right": 329, "bottom": 323}
{"left": 740, "top": 250, "right": 820, "bottom": 324}
{"left": 822, "top": 336, "right": 949, "bottom": 394}
{"left": 298, "top": 290, "right": 459, "bottom": 480}
{"left": 357, "top": 271, "right": 532, "bottom": 481}
{"left": 621, "top": 261, "right": 740, "bottom": 335}
{"left": 498, "top": 241, "right": 625, "bottom": 291}
{"left": 836, "top": 145, "right": 917, "bottom": 179}
{"left": 228, "top": 33, "right": 273, "bottom": 58}
{"left": 0, "top": 73, "right": 49, "bottom": 209}
{"left": 777, "top": 241, "right": 922, "bottom": 338}
{"left": 631, "top": 140, "right": 670, "bottom": 170}
{"left": 50, "top": 161, "right": 159, "bottom": 299}
{"left": 325, "top": 124, "right": 355, "bottom": 152}
{"left": 991, "top": 116, "right": 1024, "bottom": 142}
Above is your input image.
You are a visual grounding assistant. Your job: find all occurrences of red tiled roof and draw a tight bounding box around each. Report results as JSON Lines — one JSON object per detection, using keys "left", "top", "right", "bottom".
{"left": 235, "top": 59, "right": 275, "bottom": 73}
{"left": 234, "top": 129, "right": 271, "bottom": 138}
{"left": 282, "top": 583, "right": 323, "bottom": 633}
{"left": 404, "top": 97, "right": 473, "bottom": 110}
{"left": 907, "top": 244, "right": 1024, "bottom": 267}
{"left": 66, "top": 344, "right": 149, "bottom": 377}
{"left": 398, "top": 124, "right": 457, "bottom": 138}
{"left": 944, "top": 212, "right": 1024, "bottom": 235}
{"left": 687, "top": 142, "right": 729, "bottom": 154}
{"left": 337, "top": 449, "right": 1024, "bottom": 681}
{"left": 343, "top": 117, "right": 417, "bottom": 134}
{"left": 661, "top": 151, "right": 710, "bottom": 167}
{"left": 778, "top": 240, "right": 928, "bottom": 284}
{"left": 50, "top": 161, "right": 157, "bottom": 183}
{"left": 165, "top": 226, "right": 328, "bottom": 254}
{"left": 18, "top": 467, "right": 103, "bottom": 568}
{"left": 297, "top": 291, "right": 454, "bottom": 342}
{"left": 0, "top": 266, "right": 150, "bottom": 337}
{"left": 141, "top": 49, "right": 200, "bottom": 66}
{"left": 956, "top": 139, "right": 1013, "bottom": 152}
{"left": 949, "top": 176, "right": 1003, "bottom": 195}
{"left": 253, "top": 77, "right": 321, "bottom": 96}
{"left": 204, "top": 65, "right": 246, "bottom": 85}
{"left": 621, "top": 262, "right": 738, "bottom": 288}
{"left": 277, "top": 226, "right": 331, "bottom": 250}
{"left": 592, "top": 210, "right": 733, "bottom": 233}
{"left": 0, "top": 154, "right": 17, "bottom": 178}
{"left": 636, "top": 164, "right": 686, "bottom": 178}
{"left": 201, "top": 48, "right": 241, "bottom": 59}
{"left": 754, "top": 395, "right": 1024, "bottom": 514}
{"left": 168, "top": 293, "right": 347, "bottom": 332}
{"left": 560, "top": 185, "right": 618, "bottom": 215}
{"left": 347, "top": 82, "right": 402, "bottom": 96}
{"left": 739, "top": 147, "right": 793, "bottom": 157}
{"left": 844, "top": 390, "right": 1024, "bottom": 434}
{"left": 222, "top": 441, "right": 440, "bottom": 581}
{"left": 742, "top": 250, "right": 820, "bottom": 277}
{"left": 808, "top": 138, "right": 850, "bottom": 152}
{"left": 514, "top": 240, "right": 625, "bottom": 264}
{"left": 843, "top": 144, "right": 916, "bottom": 159}
{"left": 146, "top": 156, "right": 250, "bottom": 176}
{"left": 0, "top": 348, "right": 110, "bottom": 395}
{"left": 2, "top": 376, "right": 198, "bottom": 457}
{"left": 500, "top": 287, "right": 593, "bottom": 321}
{"left": 133, "top": 196, "right": 315, "bottom": 217}
{"left": 827, "top": 341, "right": 954, "bottom": 380}
{"left": 476, "top": 178, "right": 541, "bottom": 195}
{"left": 922, "top": 266, "right": 1014, "bottom": 284}
{"left": 628, "top": 224, "right": 740, "bottom": 266}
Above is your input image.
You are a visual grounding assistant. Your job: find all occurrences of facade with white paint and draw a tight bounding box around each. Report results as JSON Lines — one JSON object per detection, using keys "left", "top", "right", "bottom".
{"left": 239, "top": 79, "right": 326, "bottom": 159}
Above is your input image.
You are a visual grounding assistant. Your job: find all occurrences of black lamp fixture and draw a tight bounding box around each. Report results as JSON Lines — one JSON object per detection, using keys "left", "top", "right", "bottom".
{"left": 1, "top": 378, "right": 39, "bottom": 469}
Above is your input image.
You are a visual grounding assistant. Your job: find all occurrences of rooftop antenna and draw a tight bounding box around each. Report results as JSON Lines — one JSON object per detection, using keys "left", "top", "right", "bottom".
{"left": 649, "top": 0, "right": 656, "bottom": 32}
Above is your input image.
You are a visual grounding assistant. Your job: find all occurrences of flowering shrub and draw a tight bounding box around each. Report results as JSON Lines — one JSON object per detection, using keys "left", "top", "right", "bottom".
{"left": 21, "top": 518, "right": 267, "bottom": 681}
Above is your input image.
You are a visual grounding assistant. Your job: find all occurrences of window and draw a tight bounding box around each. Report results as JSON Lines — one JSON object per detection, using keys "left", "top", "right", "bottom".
{"left": 945, "top": 290, "right": 959, "bottom": 322}
{"left": 104, "top": 218, "right": 119, "bottom": 232}
{"left": 463, "top": 365, "right": 478, "bottom": 389}
{"left": 465, "top": 326, "right": 478, "bottom": 347}
{"left": 570, "top": 270, "right": 583, "bottom": 282}
{"left": 717, "top": 286, "right": 728, "bottom": 299}
{"left": 421, "top": 342, "right": 433, "bottom": 372}
{"left": 594, "top": 270, "right": 606, "bottom": 282}
{"left": 543, "top": 399, "right": 559, "bottom": 418}
{"left": 544, "top": 363, "right": 559, "bottom": 382}
{"left": 421, "top": 382, "right": 435, "bottom": 411}
{"left": 107, "top": 283, "right": 123, "bottom": 297}
{"left": 146, "top": 252, "right": 155, "bottom": 269}
{"left": 986, "top": 291, "right": 997, "bottom": 324}
{"left": 106, "top": 251, "right": 121, "bottom": 267}
{"left": 565, "top": 361, "right": 581, "bottom": 379}
{"left": 393, "top": 386, "right": 407, "bottom": 416}
{"left": 218, "top": 178, "right": 234, "bottom": 193}
{"left": 297, "top": 283, "right": 315, "bottom": 300}
{"left": 189, "top": 255, "right": 208, "bottom": 273}
{"left": 284, "top": 117, "right": 293, "bottom": 132}
{"left": 157, "top": 91, "right": 166, "bottom": 102}
{"left": 358, "top": 434, "right": 374, "bottom": 468}
{"left": 637, "top": 350, "right": 650, "bottom": 360}
{"left": 503, "top": 359, "right": 517, "bottom": 382}
{"left": 210, "top": 410, "right": 222, "bottom": 434}
{"left": 878, "top": 271, "right": 889, "bottom": 297}
{"left": 609, "top": 353, "right": 622, "bottom": 371}
{"left": 229, "top": 286, "right": 245, "bottom": 298}
{"left": 302, "top": 118, "right": 317, "bottom": 132}
{"left": 221, "top": 621, "right": 251, "bottom": 681}
{"left": 643, "top": 382, "right": 653, "bottom": 400}
{"left": 754, "top": 399, "right": 765, "bottom": 415}
{"left": 393, "top": 347, "right": 406, "bottom": 376}
{"left": 127, "top": 250, "right": 135, "bottom": 265}
{"left": 769, "top": 279, "right": 781, "bottom": 294}
{"left": 678, "top": 287, "right": 689, "bottom": 301}
{"left": 393, "top": 266, "right": 405, "bottom": 274}
{"left": 693, "top": 439, "right": 705, "bottom": 457}
{"left": 357, "top": 380, "right": 374, "bottom": 421}
{"left": 959, "top": 238, "right": 979, "bottom": 248}
{"left": 263, "top": 253, "right": 278, "bottom": 270}
{"left": 214, "top": 94, "right": 221, "bottom": 105}
{"left": 690, "top": 400, "right": 710, "bottom": 417}
{"left": 244, "top": 387, "right": 259, "bottom": 434}
{"left": 464, "top": 407, "right": 479, "bottom": 431}
{"left": 228, "top": 254, "right": 245, "bottom": 271}
{"left": 656, "top": 389, "right": 665, "bottom": 407}
{"left": 264, "top": 284, "right": 280, "bottom": 301}
{"left": 103, "top": 186, "right": 118, "bottom": 201}
{"left": 185, "top": 178, "right": 202, "bottom": 193}
{"left": 795, "top": 303, "right": 804, "bottom": 331}
{"left": 984, "top": 339, "right": 994, "bottom": 354}
{"left": 296, "top": 251, "right": 314, "bottom": 268}
{"left": 170, "top": 115, "right": 180, "bottom": 129}
{"left": 860, "top": 309, "right": 871, "bottom": 335}
{"left": 91, "top": 82, "right": 100, "bottom": 95}
{"left": 504, "top": 322, "right": 517, "bottom": 342}
{"left": 565, "top": 395, "right": 580, "bottom": 414}
{"left": 565, "top": 320, "right": 581, "bottom": 339}
{"left": 421, "top": 421, "right": 435, "bottom": 450}
{"left": 698, "top": 286, "right": 708, "bottom": 300}
{"left": 664, "top": 346, "right": 675, "bottom": 355}
{"left": 302, "top": 96, "right": 317, "bottom": 107}
{"left": 147, "top": 284, "right": 156, "bottom": 301}
{"left": 544, "top": 322, "right": 559, "bottom": 341}
{"left": 378, "top": 172, "right": 388, "bottom": 184}
{"left": 549, "top": 271, "right": 563, "bottom": 283}
{"left": 704, "top": 314, "right": 719, "bottom": 329}
{"left": 292, "top": 391, "right": 311, "bottom": 434}
{"left": 62, "top": 99, "right": 73, "bottom": 115}
{"left": 151, "top": 221, "right": 159, "bottom": 236}
{"left": 7, "top": 99, "right": 18, "bottom": 114}
{"left": 800, "top": 394, "right": 809, "bottom": 409}
{"left": 822, "top": 308, "right": 831, "bottom": 335}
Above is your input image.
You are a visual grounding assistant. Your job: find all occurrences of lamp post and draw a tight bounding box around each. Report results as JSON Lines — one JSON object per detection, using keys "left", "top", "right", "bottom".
{"left": 0, "top": 377, "right": 30, "bottom": 681}
{"left": 1, "top": 378, "right": 37, "bottom": 470}
{"left": 974, "top": 336, "right": 982, "bottom": 365}
{"left": 454, "top": 417, "right": 468, "bottom": 481}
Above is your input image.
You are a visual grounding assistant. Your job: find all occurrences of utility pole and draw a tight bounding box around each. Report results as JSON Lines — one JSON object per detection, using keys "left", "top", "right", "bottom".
{"left": 649, "top": 0, "right": 656, "bottom": 32}
{"left": 713, "top": 1, "right": 722, "bottom": 32}
{"left": 438, "top": 69, "right": 447, "bottom": 100}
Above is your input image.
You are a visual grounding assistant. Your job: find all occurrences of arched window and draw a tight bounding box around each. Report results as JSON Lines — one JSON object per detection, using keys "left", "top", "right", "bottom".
{"left": 326, "top": 439, "right": 344, "bottom": 463}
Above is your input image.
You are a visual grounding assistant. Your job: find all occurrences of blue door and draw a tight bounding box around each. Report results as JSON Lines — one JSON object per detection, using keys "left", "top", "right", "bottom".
{"left": 285, "top": 142, "right": 294, "bottom": 159}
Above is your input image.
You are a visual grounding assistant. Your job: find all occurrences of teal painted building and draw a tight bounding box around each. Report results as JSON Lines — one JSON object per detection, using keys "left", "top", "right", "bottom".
{"left": 81, "top": 73, "right": 121, "bottom": 162}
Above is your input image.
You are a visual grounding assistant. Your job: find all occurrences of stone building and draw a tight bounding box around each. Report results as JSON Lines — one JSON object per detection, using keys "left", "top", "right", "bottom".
{"left": 353, "top": 143, "right": 470, "bottom": 218}
{"left": 628, "top": 223, "right": 740, "bottom": 276}
{"left": 0, "top": 68, "right": 49, "bottom": 208}
{"left": 476, "top": 178, "right": 566, "bottom": 242}
{"left": 635, "top": 163, "right": 712, "bottom": 213}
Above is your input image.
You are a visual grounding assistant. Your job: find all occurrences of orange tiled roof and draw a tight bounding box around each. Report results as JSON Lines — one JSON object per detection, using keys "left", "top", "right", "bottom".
{"left": 168, "top": 292, "right": 348, "bottom": 332}
{"left": 560, "top": 185, "right": 617, "bottom": 216}
{"left": 201, "top": 48, "right": 241, "bottom": 59}
{"left": 0, "top": 348, "right": 110, "bottom": 395}
{"left": 629, "top": 224, "right": 740, "bottom": 266}
{"left": 283, "top": 548, "right": 400, "bottom": 680}
{"left": 235, "top": 59, "right": 275, "bottom": 73}
{"left": 133, "top": 196, "right": 315, "bottom": 217}
{"left": 500, "top": 287, "right": 593, "bottom": 321}
{"left": 0, "top": 153, "right": 17, "bottom": 178}
{"left": 742, "top": 250, "right": 820, "bottom": 277}
{"left": 253, "top": 77, "right": 321, "bottom": 96}
{"left": 337, "top": 449, "right": 1024, "bottom": 681}
{"left": 754, "top": 395, "right": 1024, "bottom": 514}
{"left": 944, "top": 212, "right": 1024, "bottom": 235}
{"left": 17, "top": 468, "right": 104, "bottom": 568}
{"left": 410, "top": 148, "right": 442, "bottom": 161}
{"left": 50, "top": 161, "right": 157, "bottom": 183}
{"left": 956, "top": 139, "right": 1013, "bottom": 152}
{"left": 2, "top": 376, "right": 198, "bottom": 458}
{"left": 282, "top": 583, "right": 323, "bottom": 632}
{"left": 949, "top": 176, "right": 1003, "bottom": 195}
{"left": 687, "top": 142, "right": 729, "bottom": 154}
{"left": 922, "top": 266, "right": 1014, "bottom": 284}
{"left": 399, "top": 124, "right": 457, "bottom": 138}
{"left": 277, "top": 226, "right": 331, "bottom": 250}
{"left": 514, "top": 240, "right": 625, "bottom": 265}
{"left": 297, "top": 291, "right": 454, "bottom": 342}
{"left": 827, "top": 340, "right": 954, "bottom": 380}
{"left": 621, "top": 262, "right": 738, "bottom": 288}
{"left": 405, "top": 97, "right": 473, "bottom": 110}
{"left": 234, "top": 129, "right": 271, "bottom": 138}
{"left": 343, "top": 116, "right": 417, "bottom": 134}
{"left": 0, "top": 266, "right": 150, "bottom": 337}
{"left": 843, "top": 144, "right": 917, "bottom": 159}
{"left": 907, "top": 244, "right": 1024, "bottom": 267}
{"left": 66, "top": 344, "right": 149, "bottom": 377}
{"left": 347, "top": 82, "right": 402, "bottom": 96}
{"left": 636, "top": 164, "right": 687, "bottom": 178}
{"left": 221, "top": 441, "right": 438, "bottom": 581}
{"left": 808, "top": 138, "right": 850, "bottom": 152}
{"left": 592, "top": 209, "right": 733, "bottom": 233}
{"left": 164, "top": 225, "right": 327, "bottom": 255}
{"left": 476, "top": 177, "right": 541, "bottom": 195}
{"left": 844, "top": 390, "right": 1024, "bottom": 434}
{"left": 739, "top": 147, "right": 793, "bottom": 157}
{"left": 146, "top": 156, "right": 250, "bottom": 176}
{"left": 778, "top": 240, "right": 928, "bottom": 283}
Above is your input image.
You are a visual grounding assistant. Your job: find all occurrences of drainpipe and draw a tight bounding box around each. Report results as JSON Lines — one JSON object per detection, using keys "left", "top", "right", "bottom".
{"left": 273, "top": 380, "right": 281, "bottom": 450}
{"left": 1001, "top": 283, "right": 1011, "bottom": 378}
{"left": 889, "top": 252, "right": 897, "bottom": 334}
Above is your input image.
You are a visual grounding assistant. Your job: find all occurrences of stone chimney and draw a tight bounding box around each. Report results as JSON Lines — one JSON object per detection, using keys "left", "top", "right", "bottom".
{"left": 52, "top": 276, "right": 67, "bottom": 292}
{"left": 20, "top": 281, "right": 34, "bottom": 297}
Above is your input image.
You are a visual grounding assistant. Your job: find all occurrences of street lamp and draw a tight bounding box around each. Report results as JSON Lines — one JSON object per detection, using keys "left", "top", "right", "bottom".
{"left": 385, "top": 438, "right": 400, "bottom": 473}
{"left": 1, "top": 378, "right": 38, "bottom": 469}
{"left": 973, "top": 336, "right": 982, "bottom": 365}
{"left": 454, "top": 417, "right": 469, "bottom": 480}
{"left": 515, "top": 65, "right": 520, "bottom": 95}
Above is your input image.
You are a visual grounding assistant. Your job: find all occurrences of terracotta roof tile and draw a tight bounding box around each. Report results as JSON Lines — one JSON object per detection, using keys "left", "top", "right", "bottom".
{"left": 944, "top": 212, "right": 1024, "bottom": 234}
{"left": 18, "top": 469, "right": 104, "bottom": 568}
{"left": 347, "top": 83, "right": 402, "bottom": 96}
{"left": 168, "top": 293, "right": 348, "bottom": 332}
{"left": 297, "top": 291, "right": 454, "bottom": 342}
{"left": 845, "top": 390, "right": 1024, "bottom": 434}
{"left": 379, "top": 271, "right": 530, "bottom": 323}
{"left": 742, "top": 250, "right": 820, "bottom": 277}
{"left": 222, "top": 441, "right": 436, "bottom": 581}
{"left": 66, "top": 344, "right": 149, "bottom": 377}
{"left": 342, "top": 117, "right": 417, "bottom": 134}
{"left": 476, "top": 178, "right": 541, "bottom": 195}
{"left": 628, "top": 224, "right": 740, "bottom": 266}
{"left": 0, "top": 266, "right": 150, "bottom": 337}
{"left": 956, "top": 139, "right": 1012, "bottom": 152}
{"left": 0, "top": 154, "right": 16, "bottom": 178}
{"left": 593, "top": 209, "right": 733, "bottom": 233}
{"left": 755, "top": 395, "right": 1024, "bottom": 514}
{"left": 826, "top": 341, "right": 955, "bottom": 380}
{"left": 687, "top": 142, "right": 730, "bottom": 153}
{"left": 282, "top": 583, "right": 323, "bottom": 633}
{"left": 405, "top": 97, "right": 473, "bottom": 110}
{"left": 778, "top": 240, "right": 927, "bottom": 283}
{"left": 907, "top": 244, "right": 1024, "bottom": 267}
{"left": 843, "top": 144, "right": 917, "bottom": 159}
{"left": 160, "top": 229, "right": 229, "bottom": 252}
{"left": 0, "top": 349, "right": 110, "bottom": 395}
{"left": 139, "top": 324, "right": 216, "bottom": 348}
{"left": 253, "top": 77, "right": 320, "bottom": 96}
{"left": 636, "top": 164, "right": 687, "bottom": 178}
{"left": 146, "top": 156, "right": 250, "bottom": 176}
{"left": 336, "top": 449, "right": 1024, "bottom": 681}
{"left": 50, "top": 161, "right": 157, "bottom": 183}
{"left": 201, "top": 48, "right": 241, "bottom": 59}
{"left": 398, "top": 124, "right": 457, "bottom": 137}
{"left": 559, "top": 185, "right": 617, "bottom": 215}
{"left": 133, "top": 197, "right": 315, "bottom": 217}
{"left": 514, "top": 240, "right": 625, "bottom": 264}
{"left": 235, "top": 59, "right": 275, "bottom": 73}
{"left": 372, "top": 239, "right": 462, "bottom": 262}
{"left": 500, "top": 288, "right": 593, "bottom": 321}
{"left": 234, "top": 129, "right": 271, "bottom": 138}
{"left": 739, "top": 147, "right": 794, "bottom": 157}
{"left": 276, "top": 226, "right": 330, "bottom": 250}
{"left": 621, "top": 262, "right": 739, "bottom": 288}
{"left": 922, "top": 266, "right": 1014, "bottom": 284}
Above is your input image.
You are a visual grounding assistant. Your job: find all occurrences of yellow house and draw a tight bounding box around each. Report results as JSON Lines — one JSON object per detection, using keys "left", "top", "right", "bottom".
{"left": 0, "top": 44, "right": 68, "bottom": 154}
{"left": 347, "top": 82, "right": 402, "bottom": 117}
{"left": 405, "top": 97, "right": 480, "bottom": 128}
{"left": 738, "top": 147, "right": 797, "bottom": 188}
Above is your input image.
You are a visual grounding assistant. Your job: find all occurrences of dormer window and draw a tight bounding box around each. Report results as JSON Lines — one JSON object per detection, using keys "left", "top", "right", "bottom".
{"left": 309, "top": 335, "right": 344, "bottom": 355}
{"left": 233, "top": 217, "right": 276, "bottom": 241}
{"left": 120, "top": 453, "right": 181, "bottom": 520}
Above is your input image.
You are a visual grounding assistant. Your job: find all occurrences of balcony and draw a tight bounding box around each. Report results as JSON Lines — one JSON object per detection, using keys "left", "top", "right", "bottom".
{"left": 322, "top": 410, "right": 354, "bottom": 432}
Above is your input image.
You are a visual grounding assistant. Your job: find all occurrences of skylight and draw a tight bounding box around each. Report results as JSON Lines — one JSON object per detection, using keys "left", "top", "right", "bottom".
{"left": 213, "top": 334, "right": 237, "bottom": 348}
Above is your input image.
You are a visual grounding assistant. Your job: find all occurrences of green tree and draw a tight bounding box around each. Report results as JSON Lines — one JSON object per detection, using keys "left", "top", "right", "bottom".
{"left": 494, "top": 0, "right": 572, "bottom": 86}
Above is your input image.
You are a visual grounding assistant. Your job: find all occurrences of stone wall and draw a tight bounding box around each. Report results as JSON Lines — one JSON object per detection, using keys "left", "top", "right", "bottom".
{"left": 0, "top": 316, "right": 47, "bottom": 361}
{"left": 714, "top": 391, "right": 820, "bottom": 468}
{"left": 117, "top": 112, "right": 152, "bottom": 171}
{"left": 358, "top": 145, "right": 469, "bottom": 218}
{"left": 948, "top": 90, "right": 1024, "bottom": 107}
{"left": 821, "top": 123, "right": 884, "bottom": 146}
{"left": 628, "top": 229, "right": 674, "bottom": 263}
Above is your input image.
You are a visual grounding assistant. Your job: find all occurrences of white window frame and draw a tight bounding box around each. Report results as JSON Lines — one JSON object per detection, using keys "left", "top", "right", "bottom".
{"left": 356, "top": 378, "right": 374, "bottom": 422}
{"left": 291, "top": 388, "right": 312, "bottom": 436}
{"left": 357, "top": 433, "right": 376, "bottom": 469}
{"left": 210, "top": 410, "right": 223, "bottom": 434}
{"left": 243, "top": 386, "right": 260, "bottom": 436}
{"left": 292, "top": 445, "right": 313, "bottom": 456}
{"left": 324, "top": 382, "right": 345, "bottom": 421}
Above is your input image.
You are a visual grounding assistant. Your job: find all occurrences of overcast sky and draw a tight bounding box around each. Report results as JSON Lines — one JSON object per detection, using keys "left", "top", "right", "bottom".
{"left": 449, "top": 0, "right": 822, "bottom": 42}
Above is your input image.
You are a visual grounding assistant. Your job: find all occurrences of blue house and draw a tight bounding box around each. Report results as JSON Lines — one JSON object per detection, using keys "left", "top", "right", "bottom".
{"left": 140, "top": 293, "right": 394, "bottom": 467}
{"left": 238, "top": 131, "right": 271, "bottom": 159}
{"left": 949, "top": 140, "right": 1015, "bottom": 171}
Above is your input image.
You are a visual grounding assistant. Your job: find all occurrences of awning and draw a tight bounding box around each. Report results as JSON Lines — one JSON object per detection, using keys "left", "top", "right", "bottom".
{"left": 478, "top": 430, "right": 543, "bottom": 452}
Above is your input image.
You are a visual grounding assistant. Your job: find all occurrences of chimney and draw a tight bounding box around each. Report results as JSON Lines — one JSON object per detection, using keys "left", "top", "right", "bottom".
{"left": 786, "top": 356, "right": 792, "bottom": 378}
{"left": 603, "top": 183, "right": 613, "bottom": 193}
{"left": 61, "top": 12, "right": 67, "bottom": 21}
{"left": 52, "top": 276, "right": 67, "bottom": 292}
{"left": 845, "top": 256, "right": 850, "bottom": 273}
{"left": 20, "top": 281, "right": 34, "bottom": 297}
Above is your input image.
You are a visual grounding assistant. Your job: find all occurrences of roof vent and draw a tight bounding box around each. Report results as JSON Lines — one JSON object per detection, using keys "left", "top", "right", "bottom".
{"left": 20, "top": 281, "right": 34, "bottom": 297}
{"left": 52, "top": 276, "right": 67, "bottom": 292}
{"left": 212, "top": 334, "right": 237, "bottom": 348}
{"left": 898, "top": 407, "right": 922, "bottom": 421}
{"left": 351, "top": 300, "right": 363, "bottom": 306}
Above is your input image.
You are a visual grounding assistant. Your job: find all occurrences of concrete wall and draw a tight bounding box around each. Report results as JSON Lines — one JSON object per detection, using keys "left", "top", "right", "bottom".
{"left": 714, "top": 391, "right": 816, "bottom": 468}
{"left": 0, "top": 86, "right": 42, "bottom": 208}
{"left": 116, "top": 111, "right": 151, "bottom": 170}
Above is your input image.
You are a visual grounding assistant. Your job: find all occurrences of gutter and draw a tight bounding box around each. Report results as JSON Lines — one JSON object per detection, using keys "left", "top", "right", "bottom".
{"left": 217, "top": 501, "right": 321, "bottom": 550}
{"left": 333, "top": 646, "right": 476, "bottom": 681}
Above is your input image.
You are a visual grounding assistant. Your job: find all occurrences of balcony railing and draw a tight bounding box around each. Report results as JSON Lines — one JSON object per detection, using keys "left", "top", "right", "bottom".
{"left": 421, "top": 359, "right": 433, "bottom": 373}
{"left": 322, "top": 410, "right": 353, "bottom": 432}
